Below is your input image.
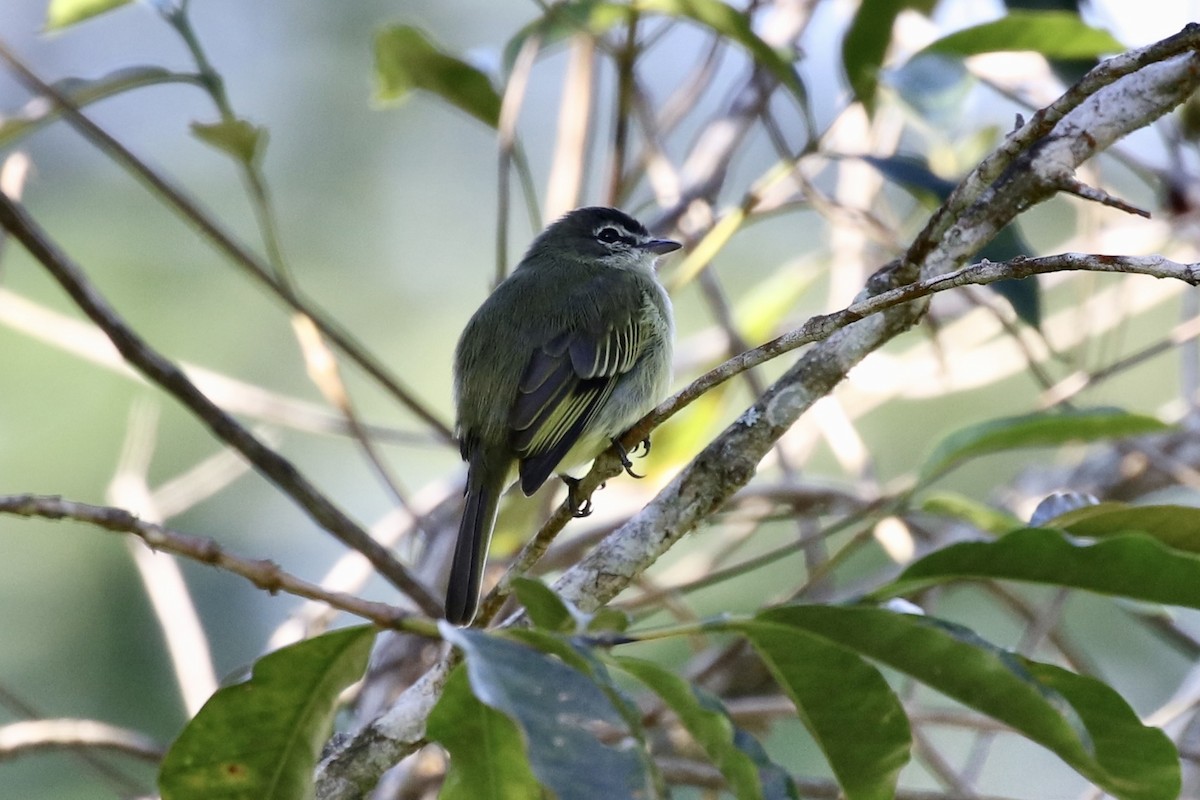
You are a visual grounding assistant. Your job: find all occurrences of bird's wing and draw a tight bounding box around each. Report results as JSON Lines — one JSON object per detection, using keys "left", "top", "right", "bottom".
{"left": 509, "top": 306, "right": 650, "bottom": 495}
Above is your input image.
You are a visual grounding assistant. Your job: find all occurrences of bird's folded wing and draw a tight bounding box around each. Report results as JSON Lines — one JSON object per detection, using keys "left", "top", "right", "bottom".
{"left": 509, "top": 314, "right": 647, "bottom": 494}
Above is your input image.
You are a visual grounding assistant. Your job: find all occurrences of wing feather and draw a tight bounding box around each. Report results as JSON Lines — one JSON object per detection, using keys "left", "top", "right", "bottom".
{"left": 508, "top": 291, "right": 654, "bottom": 495}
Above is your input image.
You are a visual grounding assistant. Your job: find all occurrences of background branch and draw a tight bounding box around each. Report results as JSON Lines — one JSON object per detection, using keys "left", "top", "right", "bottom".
{"left": 0, "top": 493, "right": 434, "bottom": 635}
{"left": 0, "top": 192, "right": 442, "bottom": 617}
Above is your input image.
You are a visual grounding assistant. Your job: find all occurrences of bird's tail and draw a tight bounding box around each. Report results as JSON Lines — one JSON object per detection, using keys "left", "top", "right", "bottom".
{"left": 445, "top": 448, "right": 506, "bottom": 626}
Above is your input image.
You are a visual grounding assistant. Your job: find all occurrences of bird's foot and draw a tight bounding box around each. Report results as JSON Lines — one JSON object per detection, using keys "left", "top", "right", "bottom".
{"left": 612, "top": 437, "right": 648, "bottom": 479}
{"left": 562, "top": 476, "right": 594, "bottom": 518}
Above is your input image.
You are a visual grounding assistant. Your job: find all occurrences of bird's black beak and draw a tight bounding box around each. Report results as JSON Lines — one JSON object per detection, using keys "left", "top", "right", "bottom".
{"left": 640, "top": 238, "right": 682, "bottom": 255}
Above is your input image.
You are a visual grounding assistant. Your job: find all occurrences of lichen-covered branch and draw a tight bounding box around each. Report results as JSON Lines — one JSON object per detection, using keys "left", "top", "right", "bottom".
{"left": 552, "top": 31, "right": 1200, "bottom": 612}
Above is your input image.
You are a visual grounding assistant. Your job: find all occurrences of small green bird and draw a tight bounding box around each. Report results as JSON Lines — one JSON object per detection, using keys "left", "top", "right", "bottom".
{"left": 446, "top": 207, "right": 681, "bottom": 625}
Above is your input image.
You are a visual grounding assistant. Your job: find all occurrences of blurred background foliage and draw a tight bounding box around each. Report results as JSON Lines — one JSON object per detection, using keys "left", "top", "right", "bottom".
{"left": 2, "top": 0, "right": 1200, "bottom": 798}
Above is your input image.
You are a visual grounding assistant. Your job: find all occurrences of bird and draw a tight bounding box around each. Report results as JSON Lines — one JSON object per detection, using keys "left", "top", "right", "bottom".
{"left": 445, "top": 206, "right": 681, "bottom": 625}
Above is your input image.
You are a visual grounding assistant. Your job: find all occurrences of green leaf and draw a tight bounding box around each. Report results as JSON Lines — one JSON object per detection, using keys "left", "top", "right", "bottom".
{"left": 918, "top": 11, "right": 1124, "bottom": 60}
{"left": 46, "top": 0, "right": 133, "bottom": 29}
{"left": 920, "top": 491, "right": 1024, "bottom": 535}
{"left": 0, "top": 67, "right": 195, "bottom": 148}
{"left": 507, "top": 628, "right": 656, "bottom": 774}
{"left": 878, "top": 527, "right": 1200, "bottom": 611}
{"left": 158, "top": 625, "right": 376, "bottom": 800}
{"left": 753, "top": 606, "right": 1178, "bottom": 800}
{"left": 511, "top": 577, "right": 574, "bottom": 631}
{"left": 887, "top": 51, "right": 972, "bottom": 121}
{"left": 1052, "top": 503, "right": 1200, "bottom": 554}
{"left": 1028, "top": 662, "right": 1180, "bottom": 799}
{"left": 617, "top": 656, "right": 780, "bottom": 800}
{"left": 732, "top": 621, "right": 911, "bottom": 800}
{"left": 426, "top": 666, "right": 542, "bottom": 800}
{"left": 919, "top": 408, "right": 1169, "bottom": 480}
{"left": 190, "top": 119, "right": 267, "bottom": 165}
{"left": 374, "top": 25, "right": 501, "bottom": 128}
{"left": 842, "top": 0, "right": 936, "bottom": 112}
{"left": 443, "top": 627, "right": 650, "bottom": 800}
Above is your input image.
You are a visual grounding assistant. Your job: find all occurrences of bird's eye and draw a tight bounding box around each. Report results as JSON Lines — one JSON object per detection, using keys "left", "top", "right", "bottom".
{"left": 596, "top": 227, "right": 623, "bottom": 244}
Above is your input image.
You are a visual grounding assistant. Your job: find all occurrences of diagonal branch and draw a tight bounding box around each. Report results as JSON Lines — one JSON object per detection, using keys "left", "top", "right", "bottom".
{"left": 0, "top": 193, "right": 442, "bottom": 618}
{"left": 0, "top": 39, "right": 454, "bottom": 444}
{"left": 550, "top": 31, "right": 1200, "bottom": 615}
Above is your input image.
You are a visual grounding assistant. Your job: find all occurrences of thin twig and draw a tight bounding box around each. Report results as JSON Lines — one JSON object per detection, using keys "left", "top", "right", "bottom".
{"left": 0, "top": 493, "right": 437, "bottom": 635}
{"left": 639, "top": 253, "right": 1200, "bottom": 449}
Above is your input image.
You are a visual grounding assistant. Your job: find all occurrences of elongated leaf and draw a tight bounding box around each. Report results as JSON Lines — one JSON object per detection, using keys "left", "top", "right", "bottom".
{"left": 1028, "top": 662, "right": 1180, "bottom": 798}
{"left": 427, "top": 666, "right": 542, "bottom": 800}
{"left": 443, "top": 626, "right": 650, "bottom": 800}
{"left": 752, "top": 605, "right": 1177, "bottom": 800}
{"left": 1002, "top": 0, "right": 1097, "bottom": 83}
{"left": 1053, "top": 503, "right": 1200, "bottom": 554}
{"left": 617, "top": 656, "right": 782, "bottom": 800}
{"left": 920, "top": 491, "right": 1024, "bottom": 534}
{"left": 0, "top": 67, "right": 196, "bottom": 148}
{"left": 46, "top": 0, "right": 132, "bottom": 29}
{"left": 878, "top": 527, "right": 1200, "bottom": 610}
{"left": 732, "top": 621, "right": 910, "bottom": 800}
{"left": 918, "top": 11, "right": 1124, "bottom": 60}
{"left": 508, "top": 627, "right": 658, "bottom": 783}
{"left": 374, "top": 25, "right": 501, "bottom": 128}
{"left": 920, "top": 408, "right": 1168, "bottom": 479}
{"left": 158, "top": 625, "right": 376, "bottom": 800}
{"left": 842, "top": 0, "right": 936, "bottom": 112}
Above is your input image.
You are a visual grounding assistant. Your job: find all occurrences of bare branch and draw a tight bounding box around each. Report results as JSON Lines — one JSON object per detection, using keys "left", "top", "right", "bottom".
{"left": 0, "top": 192, "right": 442, "bottom": 617}
{"left": 0, "top": 718, "right": 164, "bottom": 763}
{"left": 0, "top": 493, "right": 435, "bottom": 635}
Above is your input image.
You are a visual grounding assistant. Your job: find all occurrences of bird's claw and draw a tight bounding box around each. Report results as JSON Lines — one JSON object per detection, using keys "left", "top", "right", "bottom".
{"left": 562, "top": 476, "right": 594, "bottom": 518}
{"left": 612, "top": 437, "right": 647, "bottom": 479}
